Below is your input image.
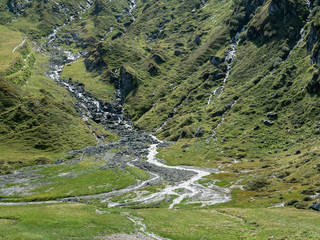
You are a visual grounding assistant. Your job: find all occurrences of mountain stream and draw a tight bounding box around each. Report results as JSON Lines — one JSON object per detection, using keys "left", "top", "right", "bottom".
{"left": 0, "top": 1, "right": 231, "bottom": 210}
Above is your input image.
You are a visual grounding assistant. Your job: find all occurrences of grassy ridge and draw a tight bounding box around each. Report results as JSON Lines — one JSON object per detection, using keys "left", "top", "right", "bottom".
{"left": 8, "top": 0, "right": 92, "bottom": 38}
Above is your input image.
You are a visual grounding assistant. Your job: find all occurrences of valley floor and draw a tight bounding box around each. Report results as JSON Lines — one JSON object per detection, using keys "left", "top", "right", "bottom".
{"left": 0, "top": 203, "right": 320, "bottom": 239}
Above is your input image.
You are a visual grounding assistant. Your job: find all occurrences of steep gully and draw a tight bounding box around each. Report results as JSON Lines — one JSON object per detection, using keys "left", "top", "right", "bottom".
{"left": 208, "top": 27, "right": 245, "bottom": 151}
{"left": 0, "top": 0, "right": 231, "bottom": 210}
{"left": 156, "top": 25, "right": 247, "bottom": 148}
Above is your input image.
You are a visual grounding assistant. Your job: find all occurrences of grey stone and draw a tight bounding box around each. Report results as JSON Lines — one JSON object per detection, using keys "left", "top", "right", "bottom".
{"left": 310, "top": 202, "right": 320, "bottom": 211}
{"left": 194, "top": 35, "right": 201, "bottom": 45}
{"left": 263, "top": 119, "right": 274, "bottom": 126}
{"left": 267, "top": 112, "right": 278, "bottom": 119}
{"left": 210, "top": 56, "right": 221, "bottom": 66}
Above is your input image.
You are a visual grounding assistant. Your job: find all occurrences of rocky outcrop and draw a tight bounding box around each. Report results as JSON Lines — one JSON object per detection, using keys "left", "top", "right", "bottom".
{"left": 148, "top": 63, "right": 160, "bottom": 76}
{"left": 246, "top": 0, "right": 305, "bottom": 43}
{"left": 210, "top": 56, "right": 222, "bottom": 66}
{"left": 307, "top": 22, "right": 320, "bottom": 64}
{"left": 306, "top": 71, "right": 320, "bottom": 94}
{"left": 194, "top": 127, "right": 204, "bottom": 137}
{"left": 152, "top": 54, "right": 166, "bottom": 64}
{"left": 7, "top": 0, "right": 31, "bottom": 14}
{"left": 84, "top": 42, "right": 106, "bottom": 72}
{"left": 120, "top": 66, "right": 138, "bottom": 98}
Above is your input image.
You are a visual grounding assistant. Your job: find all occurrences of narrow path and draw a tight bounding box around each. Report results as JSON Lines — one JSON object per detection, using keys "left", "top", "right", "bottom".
{"left": 12, "top": 31, "right": 25, "bottom": 53}
{"left": 123, "top": 212, "right": 168, "bottom": 240}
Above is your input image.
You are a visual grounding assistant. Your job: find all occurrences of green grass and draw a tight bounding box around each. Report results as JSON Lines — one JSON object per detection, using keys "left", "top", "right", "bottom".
{"left": 0, "top": 204, "right": 134, "bottom": 240}
{"left": 157, "top": 138, "right": 224, "bottom": 168}
{"left": 0, "top": 155, "right": 150, "bottom": 201}
{"left": 1, "top": 204, "right": 320, "bottom": 239}
{"left": 0, "top": 25, "right": 23, "bottom": 73}
{"left": 15, "top": 158, "right": 150, "bottom": 201}
{"left": 126, "top": 165, "right": 150, "bottom": 181}
{"left": 137, "top": 207, "right": 320, "bottom": 239}
{"left": 23, "top": 168, "right": 138, "bottom": 201}
{"left": 1, "top": 1, "right": 320, "bottom": 239}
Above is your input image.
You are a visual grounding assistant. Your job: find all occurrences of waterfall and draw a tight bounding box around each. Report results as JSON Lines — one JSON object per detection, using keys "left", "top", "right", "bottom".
{"left": 208, "top": 27, "right": 246, "bottom": 105}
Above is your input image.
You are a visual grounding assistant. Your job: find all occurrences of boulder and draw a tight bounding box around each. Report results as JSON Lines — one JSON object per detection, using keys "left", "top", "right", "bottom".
{"left": 310, "top": 202, "right": 320, "bottom": 211}
{"left": 120, "top": 66, "right": 138, "bottom": 97}
{"left": 174, "top": 50, "right": 182, "bottom": 56}
{"left": 254, "top": 125, "right": 260, "bottom": 130}
{"left": 301, "top": 189, "right": 315, "bottom": 195}
{"left": 286, "top": 199, "right": 298, "bottom": 206}
{"left": 302, "top": 196, "right": 313, "bottom": 201}
{"left": 267, "top": 112, "right": 278, "bottom": 119}
{"left": 211, "top": 110, "right": 225, "bottom": 118}
{"left": 194, "top": 35, "right": 201, "bottom": 45}
{"left": 210, "top": 56, "right": 221, "bottom": 66}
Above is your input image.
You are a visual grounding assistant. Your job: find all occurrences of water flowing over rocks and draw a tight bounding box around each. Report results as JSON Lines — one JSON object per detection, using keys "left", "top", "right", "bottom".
{"left": 207, "top": 27, "right": 245, "bottom": 105}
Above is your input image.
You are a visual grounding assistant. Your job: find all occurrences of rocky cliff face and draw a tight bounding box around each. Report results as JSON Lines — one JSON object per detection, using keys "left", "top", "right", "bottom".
{"left": 246, "top": 0, "right": 307, "bottom": 43}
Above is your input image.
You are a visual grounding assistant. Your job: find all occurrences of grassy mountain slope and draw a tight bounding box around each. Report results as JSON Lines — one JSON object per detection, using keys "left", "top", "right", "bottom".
{"left": 75, "top": 0, "right": 320, "bottom": 208}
